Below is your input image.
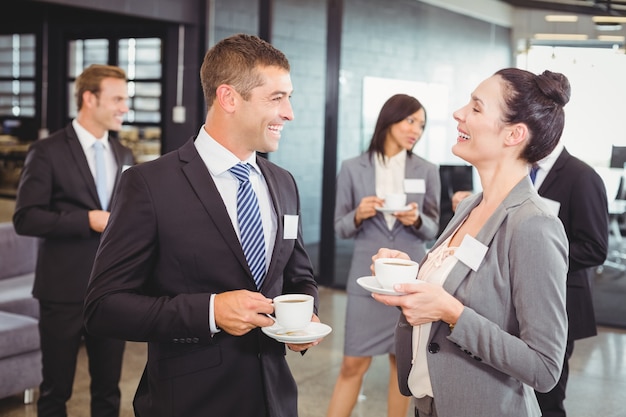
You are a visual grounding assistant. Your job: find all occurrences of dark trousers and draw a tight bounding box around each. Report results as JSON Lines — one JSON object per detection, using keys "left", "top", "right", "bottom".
{"left": 535, "top": 339, "right": 575, "bottom": 417}
{"left": 37, "top": 301, "right": 125, "bottom": 417}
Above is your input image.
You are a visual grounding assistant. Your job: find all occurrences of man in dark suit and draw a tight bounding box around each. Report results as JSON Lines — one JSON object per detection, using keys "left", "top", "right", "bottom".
{"left": 531, "top": 142, "right": 609, "bottom": 417}
{"left": 13, "top": 64, "right": 135, "bottom": 417}
{"left": 83, "top": 34, "right": 320, "bottom": 417}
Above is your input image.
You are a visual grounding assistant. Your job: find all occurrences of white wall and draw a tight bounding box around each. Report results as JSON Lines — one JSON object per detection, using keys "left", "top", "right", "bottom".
{"left": 517, "top": 45, "right": 626, "bottom": 168}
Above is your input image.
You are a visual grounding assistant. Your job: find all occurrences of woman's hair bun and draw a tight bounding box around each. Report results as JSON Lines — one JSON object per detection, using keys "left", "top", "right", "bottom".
{"left": 536, "top": 70, "right": 571, "bottom": 107}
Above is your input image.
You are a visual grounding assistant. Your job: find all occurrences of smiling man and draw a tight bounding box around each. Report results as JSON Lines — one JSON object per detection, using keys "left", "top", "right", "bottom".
{"left": 83, "top": 34, "right": 320, "bottom": 417}
{"left": 13, "top": 64, "right": 135, "bottom": 417}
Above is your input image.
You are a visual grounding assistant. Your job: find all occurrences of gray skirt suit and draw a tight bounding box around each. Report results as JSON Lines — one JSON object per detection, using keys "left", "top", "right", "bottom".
{"left": 334, "top": 152, "right": 440, "bottom": 356}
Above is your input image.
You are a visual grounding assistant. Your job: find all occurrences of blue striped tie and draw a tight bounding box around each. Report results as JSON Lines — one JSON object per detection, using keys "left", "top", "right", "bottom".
{"left": 94, "top": 141, "right": 109, "bottom": 209}
{"left": 530, "top": 164, "right": 540, "bottom": 184}
{"left": 229, "top": 163, "right": 266, "bottom": 289}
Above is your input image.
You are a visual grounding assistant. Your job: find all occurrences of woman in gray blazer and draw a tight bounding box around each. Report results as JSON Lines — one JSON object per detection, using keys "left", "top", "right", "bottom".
{"left": 327, "top": 94, "right": 440, "bottom": 417}
{"left": 371, "top": 69, "right": 570, "bottom": 417}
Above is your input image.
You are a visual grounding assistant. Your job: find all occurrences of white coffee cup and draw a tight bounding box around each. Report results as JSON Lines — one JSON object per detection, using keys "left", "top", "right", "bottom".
{"left": 374, "top": 257, "right": 419, "bottom": 290}
{"left": 273, "top": 294, "right": 314, "bottom": 330}
{"left": 384, "top": 193, "right": 407, "bottom": 209}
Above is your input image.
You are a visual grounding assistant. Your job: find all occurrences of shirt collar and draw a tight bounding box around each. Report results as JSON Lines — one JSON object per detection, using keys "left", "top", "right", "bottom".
{"left": 72, "top": 119, "right": 110, "bottom": 150}
{"left": 535, "top": 141, "right": 564, "bottom": 173}
{"left": 377, "top": 149, "right": 407, "bottom": 167}
{"left": 194, "top": 126, "right": 260, "bottom": 176}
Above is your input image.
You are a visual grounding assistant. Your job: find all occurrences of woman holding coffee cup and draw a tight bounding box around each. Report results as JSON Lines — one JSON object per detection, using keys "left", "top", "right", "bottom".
{"left": 327, "top": 94, "right": 440, "bottom": 417}
{"left": 371, "top": 69, "right": 569, "bottom": 417}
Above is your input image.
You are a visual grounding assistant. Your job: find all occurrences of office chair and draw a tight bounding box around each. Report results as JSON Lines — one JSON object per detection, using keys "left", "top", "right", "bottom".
{"left": 609, "top": 145, "right": 626, "bottom": 170}
{"left": 604, "top": 174, "right": 626, "bottom": 271}
{"left": 438, "top": 164, "right": 474, "bottom": 237}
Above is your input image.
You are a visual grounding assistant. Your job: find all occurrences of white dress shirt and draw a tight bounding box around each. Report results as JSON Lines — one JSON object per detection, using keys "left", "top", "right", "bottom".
{"left": 73, "top": 119, "right": 117, "bottom": 205}
{"left": 194, "top": 126, "right": 277, "bottom": 333}
{"left": 532, "top": 141, "right": 564, "bottom": 190}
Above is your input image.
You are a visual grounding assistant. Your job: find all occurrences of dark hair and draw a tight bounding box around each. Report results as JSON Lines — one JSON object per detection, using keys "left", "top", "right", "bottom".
{"left": 75, "top": 64, "right": 127, "bottom": 110}
{"left": 200, "top": 33, "right": 290, "bottom": 108}
{"left": 494, "top": 68, "right": 570, "bottom": 163}
{"left": 367, "top": 94, "right": 427, "bottom": 159}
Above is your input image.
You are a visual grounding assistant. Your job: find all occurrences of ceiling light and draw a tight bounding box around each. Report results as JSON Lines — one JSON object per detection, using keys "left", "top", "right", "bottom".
{"left": 545, "top": 15, "right": 578, "bottom": 23}
{"left": 533, "top": 33, "right": 589, "bottom": 41}
{"left": 592, "top": 16, "right": 626, "bottom": 23}
{"left": 598, "top": 35, "right": 625, "bottom": 42}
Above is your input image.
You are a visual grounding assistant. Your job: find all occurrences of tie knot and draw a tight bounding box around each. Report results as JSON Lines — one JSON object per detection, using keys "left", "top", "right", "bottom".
{"left": 229, "top": 163, "right": 252, "bottom": 183}
{"left": 529, "top": 163, "right": 540, "bottom": 184}
{"left": 94, "top": 141, "right": 104, "bottom": 150}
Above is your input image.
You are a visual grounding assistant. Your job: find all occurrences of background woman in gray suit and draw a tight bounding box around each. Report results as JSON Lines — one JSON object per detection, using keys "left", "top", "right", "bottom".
{"left": 371, "top": 69, "right": 570, "bottom": 417}
{"left": 327, "top": 94, "right": 440, "bottom": 417}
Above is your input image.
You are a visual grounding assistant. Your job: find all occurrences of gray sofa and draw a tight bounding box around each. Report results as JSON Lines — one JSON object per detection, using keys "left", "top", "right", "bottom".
{"left": 0, "top": 221, "right": 41, "bottom": 403}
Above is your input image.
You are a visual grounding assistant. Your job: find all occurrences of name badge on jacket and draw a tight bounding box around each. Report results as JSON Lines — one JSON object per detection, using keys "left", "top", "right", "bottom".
{"left": 284, "top": 215, "right": 298, "bottom": 239}
{"left": 454, "top": 234, "right": 488, "bottom": 272}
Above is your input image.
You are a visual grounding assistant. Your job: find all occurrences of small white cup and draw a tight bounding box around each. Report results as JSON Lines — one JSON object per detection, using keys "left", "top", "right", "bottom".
{"left": 273, "top": 294, "right": 314, "bottom": 330}
{"left": 384, "top": 193, "right": 407, "bottom": 209}
{"left": 374, "top": 257, "right": 419, "bottom": 289}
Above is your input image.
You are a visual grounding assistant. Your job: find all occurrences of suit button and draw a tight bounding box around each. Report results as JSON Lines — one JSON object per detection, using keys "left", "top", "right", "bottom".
{"left": 186, "top": 338, "right": 192, "bottom": 343}
{"left": 427, "top": 343, "right": 440, "bottom": 353}
{"left": 173, "top": 338, "right": 179, "bottom": 343}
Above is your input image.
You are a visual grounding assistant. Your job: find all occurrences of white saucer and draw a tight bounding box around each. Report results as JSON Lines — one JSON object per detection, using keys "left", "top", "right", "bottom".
{"left": 356, "top": 275, "right": 423, "bottom": 296}
{"left": 375, "top": 204, "right": 412, "bottom": 214}
{"left": 262, "top": 321, "right": 332, "bottom": 344}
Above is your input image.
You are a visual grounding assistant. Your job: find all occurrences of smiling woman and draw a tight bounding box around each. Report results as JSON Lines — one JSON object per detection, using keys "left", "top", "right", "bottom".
{"left": 367, "top": 67, "right": 571, "bottom": 417}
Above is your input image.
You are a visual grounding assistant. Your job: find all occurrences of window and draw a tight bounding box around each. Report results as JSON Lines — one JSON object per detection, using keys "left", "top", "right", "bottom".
{"left": 67, "top": 37, "right": 163, "bottom": 162}
{"left": 0, "top": 34, "right": 36, "bottom": 118}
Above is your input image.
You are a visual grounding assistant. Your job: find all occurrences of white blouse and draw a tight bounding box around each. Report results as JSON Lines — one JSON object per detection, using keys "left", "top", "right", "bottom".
{"left": 408, "top": 233, "right": 459, "bottom": 398}
{"left": 374, "top": 150, "right": 406, "bottom": 230}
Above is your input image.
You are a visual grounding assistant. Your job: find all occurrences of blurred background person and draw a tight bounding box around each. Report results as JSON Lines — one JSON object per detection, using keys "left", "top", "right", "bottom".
{"left": 371, "top": 68, "right": 571, "bottom": 417}
{"left": 13, "top": 64, "right": 134, "bottom": 417}
{"left": 529, "top": 140, "right": 609, "bottom": 417}
{"left": 327, "top": 94, "right": 440, "bottom": 417}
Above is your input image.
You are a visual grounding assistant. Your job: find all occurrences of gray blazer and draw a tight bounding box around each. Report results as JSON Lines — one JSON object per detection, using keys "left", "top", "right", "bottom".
{"left": 334, "top": 152, "right": 440, "bottom": 293}
{"left": 395, "top": 177, "right": 568, "bottom": 417}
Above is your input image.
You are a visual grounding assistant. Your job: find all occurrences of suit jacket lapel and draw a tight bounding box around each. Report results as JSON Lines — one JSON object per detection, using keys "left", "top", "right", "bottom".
{"left": 109, "top": 138, "right": 127, "bottom": 188}
{"left": 360, "top": 154, "right": 377, "bottom": 194}
{"left": 66, "top": 125, "right": 101, "bottom": 207}
{"left": 438, "top": 179, "right": 531, "bottom": 296}
{"left": 178, "top": 140, "right": 251, "bottom": 277}
{"left": 256, "top": 157, "right": 283, "bottom": 289}
{"left": 538, "top": 148, "right": 569, "bottom": 195}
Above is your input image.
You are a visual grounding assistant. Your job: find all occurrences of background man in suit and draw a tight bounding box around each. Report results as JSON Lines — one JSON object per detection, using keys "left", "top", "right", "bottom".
{"left": 13, "top": 64, "right": 135, "bottom": 417}
{"left": 84, "top": 34, "right": 320, "bottom": 417}
{"left": 530, "top": 141, "right": 609, "bottom": 417}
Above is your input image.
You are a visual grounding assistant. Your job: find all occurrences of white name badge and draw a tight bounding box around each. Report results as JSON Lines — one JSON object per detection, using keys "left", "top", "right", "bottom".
{"left": 283, "top": 215, "right": 299, "bottom": 239}
{"left": 404, "top": 178, "right": 425, "bottom": 194}
{"left": 540, "top": 197, "right": 561, "bottom": 217}
{"left": 454, "top": 234, "right": 488, "bottom": 272}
